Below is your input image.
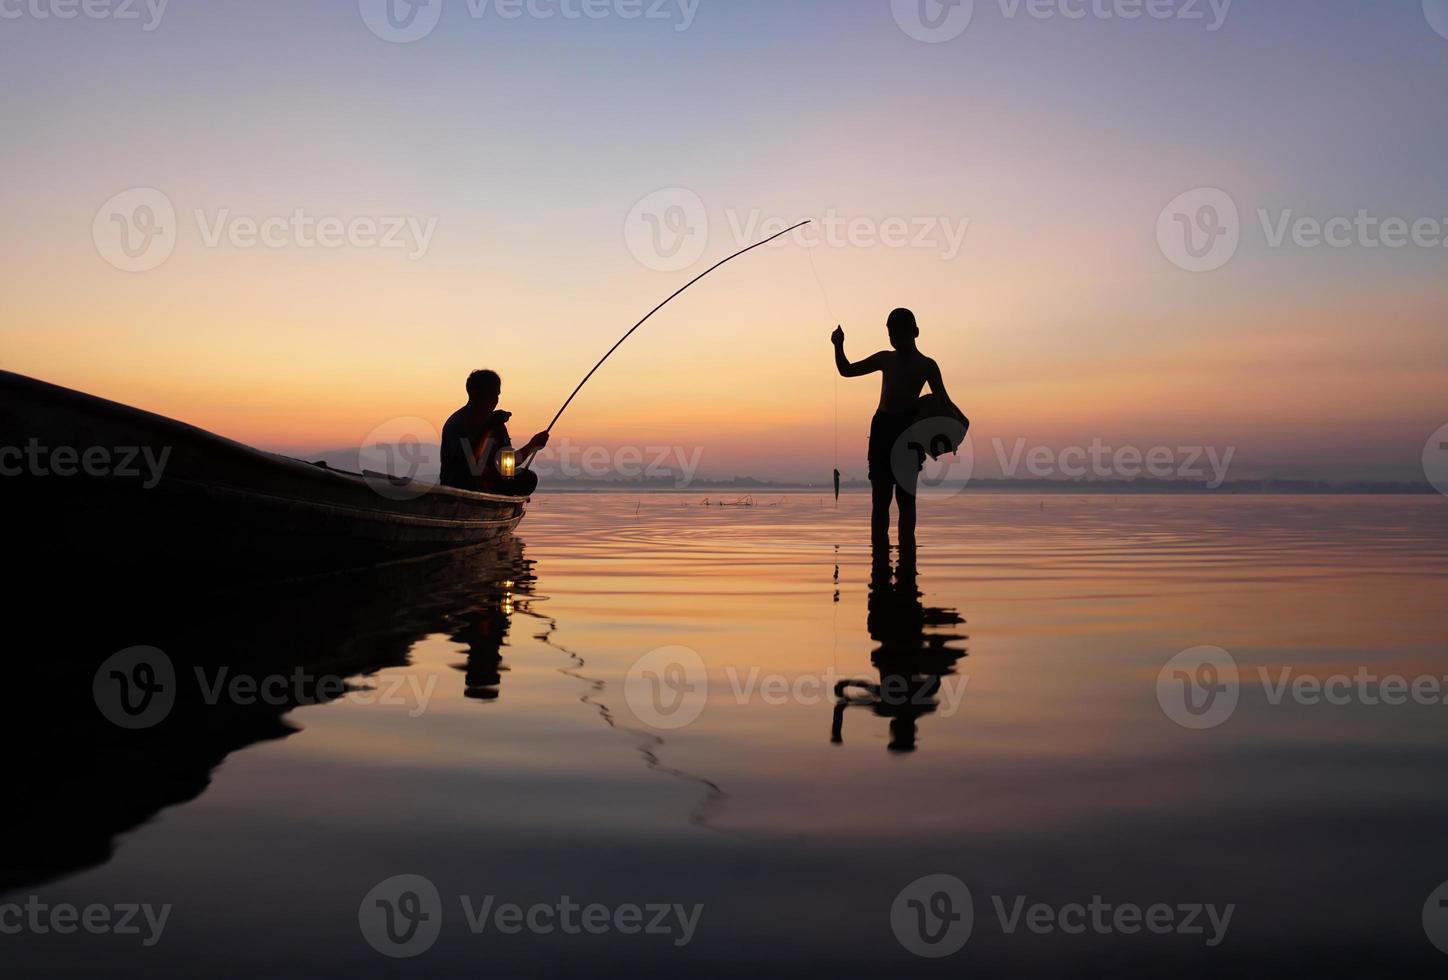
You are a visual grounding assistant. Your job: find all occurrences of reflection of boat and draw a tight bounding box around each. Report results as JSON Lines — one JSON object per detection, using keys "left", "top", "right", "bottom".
{"left": 0, "top": 370, "right": 527, "bottom": 586}
{"left": 2, "top": 540, "right": 531, "bottom": 892}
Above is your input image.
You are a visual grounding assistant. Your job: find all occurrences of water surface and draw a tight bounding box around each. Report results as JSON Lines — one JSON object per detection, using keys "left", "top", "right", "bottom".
{"left": 6, "top": 494, "right": 1448, "bottom": 977}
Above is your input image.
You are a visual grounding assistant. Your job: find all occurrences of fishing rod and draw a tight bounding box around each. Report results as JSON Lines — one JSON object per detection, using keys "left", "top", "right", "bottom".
{"left": 539, "top": 219, "right": 813, "bottom": 440}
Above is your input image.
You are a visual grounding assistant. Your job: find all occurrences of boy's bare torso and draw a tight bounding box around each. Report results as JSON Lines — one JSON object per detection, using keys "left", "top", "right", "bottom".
{"left": 873, "top": 350, "right": 937, "bottom": 413}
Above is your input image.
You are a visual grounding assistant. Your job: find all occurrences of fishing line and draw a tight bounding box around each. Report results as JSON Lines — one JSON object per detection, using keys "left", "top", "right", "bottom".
{"left": 805, "top": 244, "right": 841, "bottom": 505}
{"left": 537, "top": 219, "right": 813, "bottom": 446}
{"left": 807, "top": 244, "right": 845, "bottom": 680}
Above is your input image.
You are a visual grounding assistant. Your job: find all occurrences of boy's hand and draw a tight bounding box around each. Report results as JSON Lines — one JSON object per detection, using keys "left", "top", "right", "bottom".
{"left": 831, "top": 326, "right": 844, "bottom": 346}
{"left": 531, "top": 432, "right": 550, "bottom": 450}
{"left": 488, "top": 411, "right": 513, "bottom": 426}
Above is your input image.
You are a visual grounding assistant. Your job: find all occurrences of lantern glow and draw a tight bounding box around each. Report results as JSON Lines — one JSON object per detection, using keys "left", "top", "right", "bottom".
{"left": 498, "top": 447, "right": 517, "bottom": 479}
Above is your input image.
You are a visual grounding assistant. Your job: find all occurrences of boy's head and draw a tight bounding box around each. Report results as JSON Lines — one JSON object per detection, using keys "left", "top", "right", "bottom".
{"left": 466, "top": 369, "right": 502, "bottom": 411}
{"left": 887, "top": 308, "right": 919, "bottom": 349}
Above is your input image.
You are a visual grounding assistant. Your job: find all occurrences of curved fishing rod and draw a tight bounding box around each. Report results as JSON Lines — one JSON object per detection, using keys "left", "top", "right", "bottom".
{"left": 540, "top": 219, "right": 813, "bottom": 439}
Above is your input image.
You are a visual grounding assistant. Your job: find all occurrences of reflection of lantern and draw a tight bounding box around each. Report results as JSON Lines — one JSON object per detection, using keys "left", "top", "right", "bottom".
{"left": 498, "top": 446, "right": 517, "bottom": 479}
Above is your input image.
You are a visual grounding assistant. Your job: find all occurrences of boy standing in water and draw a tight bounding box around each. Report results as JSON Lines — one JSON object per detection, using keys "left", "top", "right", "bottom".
{"left": 832, "top": 309, "right": 955, "bottom": 550}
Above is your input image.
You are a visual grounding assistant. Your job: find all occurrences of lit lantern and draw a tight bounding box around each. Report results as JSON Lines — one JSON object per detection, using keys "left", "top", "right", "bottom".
{"left": 498, "top": 446, "right": 517, "bottom": 479}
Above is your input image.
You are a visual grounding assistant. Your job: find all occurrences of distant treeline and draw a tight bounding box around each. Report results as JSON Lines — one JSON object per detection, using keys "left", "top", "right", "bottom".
{"left": 537, "top": 475, "right": 1440, "bottom": 494}
{"left": 304, "top": 446, "right": 1436, "bottom": 494}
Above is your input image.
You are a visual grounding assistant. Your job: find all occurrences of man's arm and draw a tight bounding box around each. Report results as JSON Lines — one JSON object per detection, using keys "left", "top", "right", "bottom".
{"left": 832, "top": 327, "right": 886, "bottom": 378}
{"left": 519, "top": 430, "right": 550, "bottom": 465}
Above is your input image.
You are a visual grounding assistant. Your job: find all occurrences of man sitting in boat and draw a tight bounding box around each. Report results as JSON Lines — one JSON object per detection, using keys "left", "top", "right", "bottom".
{"left": 439, "top": 370, "right": 549, "bottom": 496}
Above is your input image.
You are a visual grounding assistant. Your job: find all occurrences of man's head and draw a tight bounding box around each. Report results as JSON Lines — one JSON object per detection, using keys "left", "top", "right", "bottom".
{"left": 887, "top": 308, "right": 919, "bottom": 350}
{"left": 466, "top": 370, "right": 502, "bottom": 412}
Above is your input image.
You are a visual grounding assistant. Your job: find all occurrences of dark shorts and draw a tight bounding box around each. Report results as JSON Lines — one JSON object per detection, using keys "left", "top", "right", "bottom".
{"left": 867, "top": 410, "right": 923, "bottom": 489}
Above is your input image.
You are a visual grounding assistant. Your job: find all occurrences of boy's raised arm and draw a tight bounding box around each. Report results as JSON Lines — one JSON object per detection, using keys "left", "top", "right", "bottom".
{"left": 832, "top": 326, "right": 884, "bottom": 378}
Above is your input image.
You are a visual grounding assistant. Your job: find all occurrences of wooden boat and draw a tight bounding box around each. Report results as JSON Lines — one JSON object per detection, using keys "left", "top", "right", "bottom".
{"left": 0, "top": 370, "right": 528, "bottom": 586}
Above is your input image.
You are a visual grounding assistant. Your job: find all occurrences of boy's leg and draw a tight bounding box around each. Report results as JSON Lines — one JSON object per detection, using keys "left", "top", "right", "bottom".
{"left": 871, "top": 479, "right": 894, "bottom": 547}
{"left": 895, "top": 482, "right": 917, "bottom": 552}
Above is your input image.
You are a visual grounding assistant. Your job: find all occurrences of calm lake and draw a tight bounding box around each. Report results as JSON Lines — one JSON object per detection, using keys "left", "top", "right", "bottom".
{"left": 7, "top": 493, "right": 1448, "bottom": 977}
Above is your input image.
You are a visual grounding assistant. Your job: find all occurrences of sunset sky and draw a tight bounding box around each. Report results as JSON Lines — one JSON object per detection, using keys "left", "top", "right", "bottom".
{"left": 3, "top": 0, "right": 1446, "bottom": 483}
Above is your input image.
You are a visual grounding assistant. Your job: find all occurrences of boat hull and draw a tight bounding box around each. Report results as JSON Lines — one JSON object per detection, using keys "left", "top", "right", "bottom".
{"left": 1, "top": 371, "right": 528, "bottom": 586}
